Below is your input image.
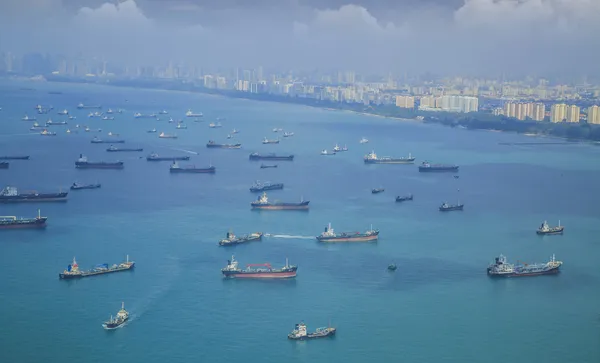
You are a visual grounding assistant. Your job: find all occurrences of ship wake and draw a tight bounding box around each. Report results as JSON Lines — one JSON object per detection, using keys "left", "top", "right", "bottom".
{"left": 266, "top": 234, "right": 314, "bottom": 240}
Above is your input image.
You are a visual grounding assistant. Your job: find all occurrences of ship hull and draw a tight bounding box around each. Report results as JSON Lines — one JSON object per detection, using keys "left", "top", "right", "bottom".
{"left": 207, "top": 144, "right": 241, "bottom": 149}
{"left": 59, "top": 263, "right": 135, "bottom": 279}
{"left": 76, "top": 163, "right": 124, "bottom": 169}
{"left": 71, "top": 185, "right": 101, "bottom": 190}
{"left": 419, "top": 166, "right": 459, "bottom": 172}
{"left": 106, "top": 149, "right": 143, "bottom": 152}
{"left": 317, "top": 234, "right": 379, "bottom": 242}
{"left": 147, "top": 156, "right": 190, "bottom": 161}
{"left": 170, "top": 168, "right": 215, "bottom": 174}
{"left": 250, "top": 185, "right": 284, "bottom": 192}
{"left": 487, "top": 266, "right": 560, "bottom": 277}
{"left": 0, "top": 156, "right": 30, "bottom": 160}
{"left": 536, "top": 228, "right": 564, "bottom": 235}
{"left": 219, "top": 235, "right": 262, "bottom": 246}
{"left": 91, "top": 140, "right": 125, "bottom": 144}
{"left": 364, "top": 159, "right": 415, "bottom": 164}
{"left": 289, "top": 330, "right": 336, "bottom": 340}
{"left": 249, "top": 155, "right": 294, "bottom": 161}
{"left": 0, "top": 193, "right": 68, "bottom": 203}
{"left": 222, "top": 270, "right": 297, "bottom": 279}
{"left": 0, "top": 219, "right": 47, "bottom": 229}
{"left": 103, "top": 318, "right": 128, "bottom": 330}
{"left": 440, "top": 205, "right": 463, "bottom": 211}
{"left": 251, "top": 202, "right": 309, "bottom": 210}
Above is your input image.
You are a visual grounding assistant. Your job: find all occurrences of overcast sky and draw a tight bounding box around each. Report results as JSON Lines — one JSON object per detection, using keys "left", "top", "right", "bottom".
{"left": 1, "top": 0, "right": 599, "bottom": 77}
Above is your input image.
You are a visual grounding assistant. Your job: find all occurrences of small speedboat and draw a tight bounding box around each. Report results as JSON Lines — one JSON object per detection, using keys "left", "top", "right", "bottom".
{"left": 107, "top": 132, "right": 120, "bottom": 136}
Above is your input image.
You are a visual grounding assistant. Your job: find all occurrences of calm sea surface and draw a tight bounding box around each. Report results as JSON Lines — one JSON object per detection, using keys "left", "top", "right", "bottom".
{"left": 0, "top": 81, "right": 599, "bottom": 363}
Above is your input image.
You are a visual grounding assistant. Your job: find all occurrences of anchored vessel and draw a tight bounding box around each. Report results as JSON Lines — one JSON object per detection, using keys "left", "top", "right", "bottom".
{"left": 102, "top": 302, "right": 129, "bottom": 330}
{"left": 316, "top": 223, "right": 379, "bottom": 242}
{"left": 359, "top": 137, "right": 369, "bottom": 144}
{"left": 106, "top": 146, "right": 143, "bottom": 152}
{"left": 186, "top": 109, "right": 203, "bottom": 117}
{"left": 371, "top": 188, "right": 384, "bottom": 194}
{"left": 250, "top": 181, "right": 284, "bottom": 192}
{"left": 0, "top": 209, "right": 47, "bottom": 229}
{"left": 70, "top": 182, "right": 101, "bottom": 190}
{"left": 249, "top": 153, "right": 294, "bottom": 161}
{"left": 487, "top": 254, "right": 562, "bottom": 277}
{"left": 91, "top": 137, "right": 125, "bottom": 144}
{"left": 208, "top": 122, "right": 222, "bottom": 128}
{"left": 221, "top": 256, "right": 297, "bottom": 279}
{"left": 77, "top": 103, "right": 101, "bottom": 109}
{"left": 418, "top": 161, "right": 459, "bottom": 172}
{"left": 388, "top": 264, "right": 397, "bottom": 271}
{"left": 288, "top": 322, "right": 336, "bottom": 340}
{"left": 40, "top": 129, "right": 57, "bottom": 136}
{"left": 219, "top": 231, "right": 263, "bottom": 246}
{"left": 146, "top": 153, "right": 190, "bottom": 161}
{"left": 206, "top": 140, "right": 242, "bottom": 149}
{"left": 0, "top": 186, "right": 68, "bottom": 203}
{"left": 321, "top": 149, "right": 336, "bottom": 155}
{"left": 0, "top": 156, "right": 30, "bottom": 160}
{"left": 262, "top": 137, "right": 279, "bottom": 144}
{"left": 396, "top": 194, "right": 414, "bottom": 202}
{"left": 169, "top": 161, "right": 215, "bottom": 174}
{"left": 59, "top": 255, "right": 135, "bottom": 279}
{"left": 260, "top": 164, "right": 278, "bottom": 169}
{"left": 45, "top": 120, "right": 67, "bottom": 126}
{"left": 76, "top": 155, "right": 124, "bottom": 169}
{"left": 536, "top": 221, "right": 564, "bottom": 235}
{"left": 251, "top": 192, "right": 309, "bottom": 210}
{"left": 364, "top": 151, "right": 415, "bottom": 164}
{"left": 159, "top": 132, "right": 178, "bottom": 139}
{"left": 439, "top": 202, "right": 463, "bottom": 211}
{"left": 134, "top": 112, "right": 157, "bottom": 119}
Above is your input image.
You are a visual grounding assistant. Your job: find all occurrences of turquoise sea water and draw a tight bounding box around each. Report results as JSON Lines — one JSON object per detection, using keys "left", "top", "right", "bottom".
{"left": 0, "top": 81, "right": 599, "bottom": 363}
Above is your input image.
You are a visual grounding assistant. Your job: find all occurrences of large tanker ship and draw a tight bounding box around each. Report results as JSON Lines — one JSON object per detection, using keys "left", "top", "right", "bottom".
{"left": 251, "top": 192, "right": 309, "bottom": 210}
{"left": 316, "top": 223, "right": 379, "bottom": 242}
{"left": 59, "top": 255, "right": 135, "bottom": 279}
{"left": 487, "top": 254, "right": 562, "bottom": 277}
{"left": 0, "top": 186, "right": 68, "bottom": 203}
{"left": 0, "top": 209, "right": 47, "bottom": 229}
{"left": 221, "top": 256, "right": 297, "bottom": 279}
{"left": 363, "top": 151, "right": 415, "bottom": 164}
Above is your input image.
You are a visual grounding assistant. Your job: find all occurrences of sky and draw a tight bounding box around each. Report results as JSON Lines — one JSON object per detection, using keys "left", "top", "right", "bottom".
{"left": 0, "top": 0, "right": 599, "bottom": 77}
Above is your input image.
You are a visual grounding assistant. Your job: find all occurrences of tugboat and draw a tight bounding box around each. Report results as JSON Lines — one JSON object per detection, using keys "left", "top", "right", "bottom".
{"left": 249, "top": 153, "right": 294, "bottom": 161}
{"left": 260, "top": 164, "right": 278, "bottom": 169}
{"left": 262, "top": 137, "right": 279, "bottom": 144}
{"left": 364, "top": 151, "right": 415, "bottom": 164}
{"left": 102, "top": 302, "right": 129, "bottom": 330}
{"left": 487, "top": 254, "right": 562, "bottom": 277}
{"left": 169, "top": 161, "right": 215, "bottom": 174}
{"left": 146, "top": 153, "right": 190, "bottom": 161}
{"left": 221, "top": 256, "right": 297, "bottom": 279}
{"left": 59, "top": 255, "right": 135, "bottom": 279}
{"left": 321, "top": 149, "right": 336, "bottom": 155}
{"left": 0, "top": 186, "right": 68, "bottom": 203}
{"left": 206, "top": 140, "right": 242, "bottom": 149}
{"left": 0, "top": 209, "right": 47, "bottom": 229}
{"left": 439, "top": 202, "right": 463, "bottom": 212}
{"left": 70, "top": 182, "right": 101, "bottom": 190}
{"left": 218, "top": 231, "right": 263, "bottom": 246}
{"left": 418, "top": 161, "right": 459, "bottom": 172}
{"left": 249, "top": 181, "right": 284, "bottom": 192}
{"left": 75, "top": 154, "right": 124, "bottom": 169}
{"left": 158, "top": 132, "right": 177, "bottom": 139}
{"left": 288, "top": 322, "right": 336, "bottom": 340}
{"left": 316, "top": 223, "right": 379, "bottom": 242}
{"left": 371, "top": 188, "right": 385, "bottom": 194}
{"left": 387, "top": 263, "right": 397, "bottom": 271}
{"left": 395, "top": 194, "right": 413, "bottom": 202}
{"left": 536, "top": 221, "right": 564, "bottom": 235}
{"left": 251, "top": 192, "right": 309, "bottom": 210}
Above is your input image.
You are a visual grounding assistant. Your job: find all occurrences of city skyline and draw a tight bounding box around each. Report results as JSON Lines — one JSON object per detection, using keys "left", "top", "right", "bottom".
{"left": 1, "top": 0, "right": 600, "bottom": 77}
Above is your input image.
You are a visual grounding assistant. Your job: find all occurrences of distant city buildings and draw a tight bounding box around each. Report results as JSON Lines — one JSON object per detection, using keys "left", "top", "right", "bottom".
{"left": 502, "top": 102, "right": 545, "bottom": 121}
{"left": 550, "top": 104, "right": 567, "bottom": 123}
{"left": 566, "top": 105, "right": 581, "bottom": 123}
{"left": 587, "top": 105, "right": 600, "bottom": 125}
{"left": 418, "top": 95, "right": 478, "bottom": 113}
{"left": 395, "top": 95, "right": 414, "bottom": 109}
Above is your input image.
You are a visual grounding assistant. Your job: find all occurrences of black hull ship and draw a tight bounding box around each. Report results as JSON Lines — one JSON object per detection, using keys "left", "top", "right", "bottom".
{"left": 169, "top": 161, "right": 215, "bottom": 174}
{"left": 0, "top": 209, "right": 47, "bottom": 229}
{"left": 536, "top": 221, "right": 564, "bottom": 235}
{"left": 146, "top": 153, "right": 190, "bottom": 161}
{"left": 288, "top": 322, "right": 336, "bottom": 340}
{"left": 260, "top": 164, "right": 278, "bottom": 169}
{"left": 0, "top": 156, "right": 30, "bottom": 160}
{"left": 364, "top": 151, "right": 415, "bottom": 164}
{"left": 487, "top": 254, "right": 562, "bottom": 277}
{"left": 103, "top": 302, "right": 129, "bottom": 330}
{"left": 371, "top": 188, "right": 384, "bottom": 194}
{"left": 249, "top": 181, "right": 284, "bottom": 192}
{"left": 249, "top": 153, "right": 294, "bottom": 161}
{"left": 59, "top": 256, "right": 134, "bottom": 279}
{"left": 0, "top": 186, "right": 68, "bottom": 203}
{"left": 221, "top": 256, "right": 297, "bottom": 279}
{"left": 206, "top": 141, "right": 241, "bottom": 149}
{"left": 439, "top": 202, "right": 463, "bottom": 211}
{"left": 107, "top": 146, "right": 143, "bottom": 152}
{"left": 91, "top": 137, "right": 125, "bottom": 144}
{"left": 251, "top": 192, "right": 309, "bottom": 210}
{"left": 219, "top": 231, "right": 263, "bottom": 246}
{"left": 419, "top": 162, "right": 459, "bottom": 172}
{"left": 70, "top": 182, "right": 101, "bottom": 190}
{"left": 396, "top": 194, "right": 414, "bottom": 202}
{"left": 75, "top": 155, "right": 124, "bottom": 169}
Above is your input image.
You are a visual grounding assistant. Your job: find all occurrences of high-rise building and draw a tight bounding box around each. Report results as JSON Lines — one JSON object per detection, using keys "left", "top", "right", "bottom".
{"left": 566, "top": 105, "right": 580, "bottom": 123}
{"left": 531, "top": 103, "right": 546, "bottom": 121}
{"left": 419, "top": 96, "right": 436, "bottom": 108}
{"left": 395, "top": 96, "right": 414, "bottom": 109}
{"left": 587, "top": 105, "right": 600, "bottom": 125}
{"left": 439, "top": 95, "right": 478, "bottom": 113}
{"left": 550, "top": 104, "right": 567, "bottom": 123}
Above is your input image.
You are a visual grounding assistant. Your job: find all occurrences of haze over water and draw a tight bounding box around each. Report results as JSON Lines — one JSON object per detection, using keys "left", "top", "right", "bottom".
{"left": 0, "top": 80, "right": 599, "bottom": 363}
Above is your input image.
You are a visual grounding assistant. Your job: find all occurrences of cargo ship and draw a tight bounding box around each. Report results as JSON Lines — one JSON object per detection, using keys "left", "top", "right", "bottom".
{"left": 396, "top": 194, "right": 413, "bottom": 202}
{"left": 0, "top": 156, "right": 30, "bottom": 160}
{"left": 146, "top": 153, "right": 190, "bottom": 161}
{"left": 76, "top": 155, "right": 124, "bottom": 169}
{"left": 59, "top": 255, "right": 135, "bottom": 279}
{"left": 536, "top": 220, "right": 564, "bottom": 235}
{"left": 77, "top": 103, "right": 101, "bottom": 109}
{"left": 40, "top": 129, "right": 56, "bottom": 136}
{"left": 134, "top": 112, "right": 156, "bottom": 119}
{"left": 0, "top": 162, "right": 7, "bottom": 169}
{"left": 70, "top": 182, "right": 101, "bottom": 190}
{"left": 439, "top": 202, "right": 463, "bottom": 211}
{"left": 487, "top": 254, "right": 562, "bottom": 277}
{"left": 208, "top": 122, "right": 222, "bottom": 128}
{"left": 249, "top": 153, "right": 294, "bottom": 161}
{"left": 0, "top": 186, "right": 68, "bottom": 203}
{"left": 288, "top": 322, "right": 336, "bottom": 340}
{"left": 169, "top": 161, "right": 215, "bottom": 174}
{"left": 221, "top": 255, "right": 297, "bottom": 279}
{"left": 262, "top": 137, "right": 280, "bottom": 144}
{"left": 106, "top": 146, "right": 143, "bottom": 152}
{"left": 22, "top": 114, "right": 36, "bottom": 121}
{"left": 158, "top": 132, "right": 177, "bottom": 139}
{"left": 316, "top": 223, "right": 379, "bottom": 242}
{"left": 102, "top": 302, "right": 129, "bottom": 330}
{"left": 91, "top": 137, "right": 125, "bottom": 144}
{"left": 260, "top": 164, "right": 277, "bottom": 169}
{"left": 250, "top": 181, "right": 284, "bottom": 192}
{"left": 45, "top": 120, "right": 67, "bottom": 126}
{"left": 418, "top": 161, "right": 459, "bottom": 172}
{"left": 0, "top": 209, "right": 47, "bottom": 229}
{"left": 218, "top": 231, "right": 263, "bottom": 246}
{"left": 371, "top": 188, "right": 384, "bottom": 194}
{"left": 186, "top": 109, "right": 203, "bottom": 117}
{"left": 251, "top": 192, "right": 309, "bottom": 210}
{"left": 364, "top": 151, "right": 415, "bottom": 164}
{"left": 206, "top": 140, "right": 241, "bottom": 149}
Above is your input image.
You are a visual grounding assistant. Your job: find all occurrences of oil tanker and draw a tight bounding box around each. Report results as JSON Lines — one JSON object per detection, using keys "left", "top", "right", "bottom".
{"left": 418, "top": 161, "right": 459, "bottom": 172}
{"left": 363, "top": 151, "right": 415, "bottom": 164}
{"left": 106, "top": 146, "right": 143, "bottom": 152}
{"left": 169, "top": 161, "right": 215, "bottom": 173}
{"left": 206, "top": 140, "right": 241, "bottom": 149}
{"left": 219, "top": 231, "right": 263, "bottom": 246}
{"left": 146, "top": 153, "right": 190, "bottom": 161}
{"left": 251, "top": 192, "right": 309, "bottom": 210}
{"left": 0, "top": 186, "right": 68, "bottom": 203}
{"left": 221, "top": 256, "right": 297, "bottom": 279}
{"left": 487, "top": 254, "right": 562, "bottom": 277}
{"left": 288, "top": 322, "right": 336, "bottom": 340}
{"left": 59, "top": 255, "right": 135, "bottom": 279}
{"left": 91, "top": 137, "right": 125, "bottom": 144}
{"left": 316, "top": 223, "right": 379, "bottom": 242}
{"left": 75, "top": 155, "right": 124, "bottom": 169}
{"left": 249, "top": 153, "right": 294, "bottom": 161}
{"left": 0, "top": 156, "right": 30, "bottom": 160}
{"left": 0, "top": 209, "right": 47, "bottom": 229}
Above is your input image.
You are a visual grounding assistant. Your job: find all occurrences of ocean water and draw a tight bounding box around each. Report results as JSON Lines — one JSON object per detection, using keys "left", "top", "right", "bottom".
{"left": 0, "top": 81, "right": 599, "bottom": 363}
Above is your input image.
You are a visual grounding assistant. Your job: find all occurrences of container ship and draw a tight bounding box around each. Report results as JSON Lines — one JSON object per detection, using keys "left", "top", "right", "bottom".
{"left": 206, "top": 140, "right": 242, "bottom": 149}
{"left": 103, "top": 302, "right": 129, "bottom": 330}
{"left": 218, "top": 230, "right": 263, "bottom": 246}
{"left": 0, "top": 155, "right": 30, "bottom": 160}
{"left": 251, "top": 192, "right": 309, "bottom": 210}
{"left": 0, "top": 162, "right": 7, "bottom": 169}
{"left": 249, "top": 181, "right": 284, "bottom": 192}
{"left": 169, "top": 161, "right": 215, "bottom": 174}
{"left": 106, "top": 146, "right": 143, "bottom": 152}
{"left": 418, "top": 161, "right": 459, "bottom": 172}
{"left": 316, "top": 223, "right": 379, "bottom": 242}
{"left": 221, "top": 256, "right": 297, "bottom": 279}
{"left": 487, "top": 254, "right": 562, "bottom": 277}
{"left": 91, "top": 137, "right": 125, "bottom": 144}
{"left": 536, "top": 221, "right": 564, "bottom": 235}
{"left": 249, "top": 153, "right": 294, "bottom": 161}
{"left": 0, "top": 209, "right": 47, "bottom": 229}
{"left": 0, "top": 186, "right": 68, "bottom": 203}
{"left": 75, "top": 155, "right": 124, "bottom": 169}
{"left": 59, "top": 255, "right": 135, "bottom": 279}
{"left": 146, "top": 153, "right": 190, "bottom": 161}
{"left": 363, "top": 151, "right": 415, "bottom": 164}
{"left": 288, "top": 322, "right": 336, "bottom": 340}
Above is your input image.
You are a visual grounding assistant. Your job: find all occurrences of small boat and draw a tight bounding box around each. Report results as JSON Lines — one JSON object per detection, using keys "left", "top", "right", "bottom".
{"left": 231, "top": 128, "right": 239, "bottom": 134}
{"left": 176, "top": 123, "right": 187, "bottom": 129}
{"left": 388, "top": 264, "right": 397, "bottom": 271}
{"left": 226, "top": 134, "right": 232, "bottom": 139}
{"left": 395, "top": 194, "right": 413, "bottom": 202}
{"left": 40, "top": 129, "right": 56, "bottom": 136}
{"left": 106, "top": 109, "right": 114, "bottom": 114}
{"left": 262, "top": 137, "right": 279, "bottom": 144}
{"left": 453, "top": 175, "right": 460, "bottom": 179}
{"left": 57, "top": 109, "right": 69, "bottom": 115}
{"left": 70, "top": 182, "right": 101, "bottom": 190}
{"left": 260, "top": 164, "right": 278, "bottom": 169}
{"left": 321, "top": 149, "right": 336, "bottom": 155}
{"left": 147, "top": 128, "right": 157, "bottom": 133}
{"left": 283, "top": 132, "right": 294, "bottom": 137}
{"left": 536, "top": 221, "right": 564, "bottom": 235}
{"left": 30, "top": 122, "right": 44, "bottom": 130}
{"left": 333, "top": 144, "right": 341, "bottom": 152}
{"left": 159, "top": 132, "right": 177, "bottom": 139}
{"left": 158, "top": 110, "right": 168, "bottom": 114}
{"left": 107, "top": 132, "right": 119, "bottom": 136}
{"left": 208, "top": 122, "right": 222, "bottom": 128}
{"left": 102, "top": 116, "right": 115, "bottom": 120}
{"left": 22, "top": 114, "right": 36, "bottom": 121}
{"left": 359, "top": 137, "right": 369, "bottom": 144}
{"left": 371, "top": 188, "right": 385, "bottom": 194}
{"left": 45, "top": 119, "right": 67, "bottom": 126}
{"left": 168, "top": 117, "right": 174, "bottom": 123}
{"left": 288, "top": 322, "right": 336, "bottom": 340}
{"left": 341, "top": 145, "right": 348, "bottom": 152}
{"left": 186, "top": 110, "right": 203, "bottom": 118}
{"left": 272, "top": 128, "right": 283, "bottom": 133}
{"left": 68, "top": 116, "right": 76, "bottom": 120}
{"left": 102, "top": 302, "right": 129, "bottom": 330}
